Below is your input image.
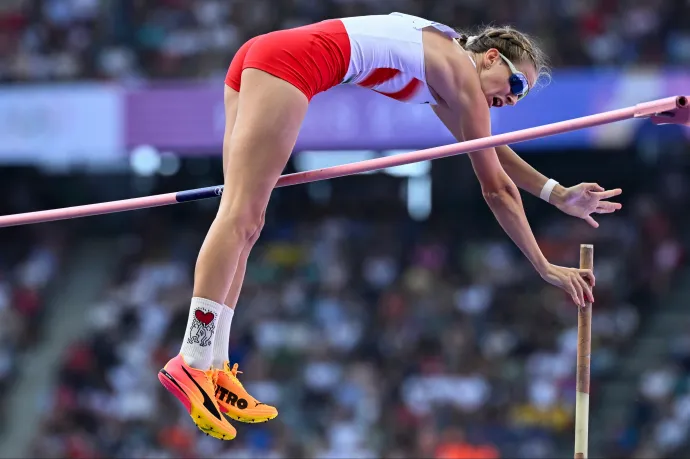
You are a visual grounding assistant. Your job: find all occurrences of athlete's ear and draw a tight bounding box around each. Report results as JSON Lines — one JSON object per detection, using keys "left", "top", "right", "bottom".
{"left": 484, "top": 48, "right": 500, "bottom": 66}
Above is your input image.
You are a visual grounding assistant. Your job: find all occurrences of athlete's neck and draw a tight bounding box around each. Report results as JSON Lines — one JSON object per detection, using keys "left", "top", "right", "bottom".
{"left": 467, "top": 52, "right": 478, "bottom": 69}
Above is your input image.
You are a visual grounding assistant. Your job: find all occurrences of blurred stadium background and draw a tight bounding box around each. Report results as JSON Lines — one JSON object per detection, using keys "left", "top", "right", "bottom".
{"left": 0, "top": 0, "right": 689, "bottom": 458}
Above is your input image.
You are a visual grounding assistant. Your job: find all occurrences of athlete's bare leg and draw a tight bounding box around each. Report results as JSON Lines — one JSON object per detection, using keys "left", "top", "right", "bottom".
{"left": 219, "top": 85, "right": 265, "bottom": 310}
{"left": 193, "top": 69, "right": 309, "bottom": 304}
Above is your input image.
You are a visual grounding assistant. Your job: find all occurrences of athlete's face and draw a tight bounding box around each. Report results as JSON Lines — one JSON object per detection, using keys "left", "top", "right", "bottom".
{"left": 478, "top": 48, "right": 537, "bottom": 109}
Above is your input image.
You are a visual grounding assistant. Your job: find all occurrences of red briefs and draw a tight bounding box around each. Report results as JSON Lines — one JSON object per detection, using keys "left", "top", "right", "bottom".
{"left": 225, "top": 19, "right": 351, "bottom": 101}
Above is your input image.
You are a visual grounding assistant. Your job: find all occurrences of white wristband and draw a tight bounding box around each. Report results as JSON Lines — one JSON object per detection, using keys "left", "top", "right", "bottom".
{"left": 540, "top": 179, "right": 559, "bottom": 202}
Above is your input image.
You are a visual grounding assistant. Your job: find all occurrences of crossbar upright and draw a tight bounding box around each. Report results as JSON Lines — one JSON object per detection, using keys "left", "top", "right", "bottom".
{"left": 575, "top": 244, "right": 594, "bottom": 459}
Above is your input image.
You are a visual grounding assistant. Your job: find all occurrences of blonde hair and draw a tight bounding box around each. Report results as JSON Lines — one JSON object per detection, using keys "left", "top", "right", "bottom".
{"left": 455, "top": 25, "right": 551, "bottom": 89}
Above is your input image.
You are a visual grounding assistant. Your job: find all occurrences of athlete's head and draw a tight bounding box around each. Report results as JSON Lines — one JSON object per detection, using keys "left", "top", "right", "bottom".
{"left": 456, "top": 26, "right": 550, "bottom": 108}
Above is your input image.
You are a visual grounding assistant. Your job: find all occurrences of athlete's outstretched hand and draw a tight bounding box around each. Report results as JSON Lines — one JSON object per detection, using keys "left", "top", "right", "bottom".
{"left": 540, "top": 264, "right": 595, "bottom": 307}
{"left": 553, "top": 183, "right": 622, "bottom": 228}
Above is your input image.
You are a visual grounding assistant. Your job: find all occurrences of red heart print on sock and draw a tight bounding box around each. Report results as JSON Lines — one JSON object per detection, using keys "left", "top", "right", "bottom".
{"left": 194, "top": 309, "right": 215, "bottom": 326}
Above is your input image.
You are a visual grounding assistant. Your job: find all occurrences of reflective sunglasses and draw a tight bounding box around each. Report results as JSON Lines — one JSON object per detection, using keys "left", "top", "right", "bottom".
{"left": 498, "top": 52, "right": 530, "bottom": 101}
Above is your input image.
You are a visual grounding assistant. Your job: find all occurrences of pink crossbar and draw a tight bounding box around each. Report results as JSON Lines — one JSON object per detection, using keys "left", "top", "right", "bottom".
{"left": 0, "top": 95, "right": 687, "bottom": 228}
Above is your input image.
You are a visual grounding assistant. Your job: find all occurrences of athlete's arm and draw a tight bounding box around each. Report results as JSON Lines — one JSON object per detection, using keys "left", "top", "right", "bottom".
{"left": 494, "top": 145, "right": 566, "bottom": 200}
{"left": 494, "top": 145, "right": 622, "bottom": 227}
{"left": 433, "top": 106, "right": 563, "bottom": 199}
{"left": 495, "top": 144, "right": 623, "bottom": 228}
{"left": 434, "top": 92, "right": 548, "bottom": 273}
{"left": 427, "top": 54, "right": 594, "bottom": 306}
{"left": 433, "top": 115, "right": 620, "bottom": 227}
{"left": 428, "top": 60, "right": 548, "bottom": 275}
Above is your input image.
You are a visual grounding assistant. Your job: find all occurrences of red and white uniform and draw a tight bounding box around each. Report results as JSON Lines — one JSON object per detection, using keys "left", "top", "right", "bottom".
{"left": 340, "top": 13, "right": 460, "bottom": 104}
{"left": 225, "top": 12, "right": 461, "bottom": 104}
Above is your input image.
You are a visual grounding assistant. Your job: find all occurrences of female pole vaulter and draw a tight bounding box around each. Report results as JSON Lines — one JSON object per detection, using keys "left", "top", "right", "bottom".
{"left": 157, "top": 12, "right": 622, "bottom": 440}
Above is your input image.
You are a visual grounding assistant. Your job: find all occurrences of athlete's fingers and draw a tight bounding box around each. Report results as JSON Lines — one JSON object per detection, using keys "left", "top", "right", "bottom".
{"left": 576, "top": 273, "right": 594, "bottom": 303}
{"left": 584, "top": 215, "right": 599, "bottom": 228}
{"left": 571, "top": 276, "right": 585, "bottom": 307}
{"left": 596, "top": 201, "right": 622, "bottom": 213}
{"left": 591, "top": 188, "right": 622, "bottom": 199}
{"left": 579, "top": 268, "right": 595, "bottom": 287}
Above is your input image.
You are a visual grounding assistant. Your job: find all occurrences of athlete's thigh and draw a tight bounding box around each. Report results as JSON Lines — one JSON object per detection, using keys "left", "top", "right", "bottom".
{"left": 222, "top": 85, "right": 239, "bottom": 176}
{"left": 220, "top": 68, "right": 309, "bottom": 214}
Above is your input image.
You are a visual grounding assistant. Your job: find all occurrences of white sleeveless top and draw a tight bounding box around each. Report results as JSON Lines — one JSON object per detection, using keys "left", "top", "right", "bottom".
{"left": 339, "top": 12, "right": 463, "bottom": 105}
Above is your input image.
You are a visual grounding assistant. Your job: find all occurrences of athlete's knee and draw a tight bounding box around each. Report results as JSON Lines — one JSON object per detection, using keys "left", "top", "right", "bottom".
{"left": 247, "top": 210, "right": 266, "bottom": 246}
{"left": 217, "top": 207, "right": 265, "bottom": 244}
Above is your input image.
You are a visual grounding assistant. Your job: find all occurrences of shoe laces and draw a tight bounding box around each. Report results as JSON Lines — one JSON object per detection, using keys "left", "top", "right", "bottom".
{"left": 225, "top": 363, "right": 245, "bottom": 390}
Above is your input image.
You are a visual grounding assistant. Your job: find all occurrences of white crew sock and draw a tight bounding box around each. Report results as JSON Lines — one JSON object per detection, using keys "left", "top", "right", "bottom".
{"left": 180, "top": 297, "right": 225, "bottom": 370}
{"left": 212, "top": 306, "right": 234, "bottom": 370}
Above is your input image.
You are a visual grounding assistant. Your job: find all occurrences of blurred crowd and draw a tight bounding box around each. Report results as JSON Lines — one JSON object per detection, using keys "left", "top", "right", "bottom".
{"left": 2, "top": 2, "right": 690, "bottom": 458}
{"left": 0, "top": 226, "right": 63, "bottom": 417}
{"left": 623, "top": 337, "right": 690, "bottom": 458}
{"left": 0, "top": 0, "right": 689, "bottom": 82}
{"left": 25, "top": 159, "right": 690, "bottom": 458}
